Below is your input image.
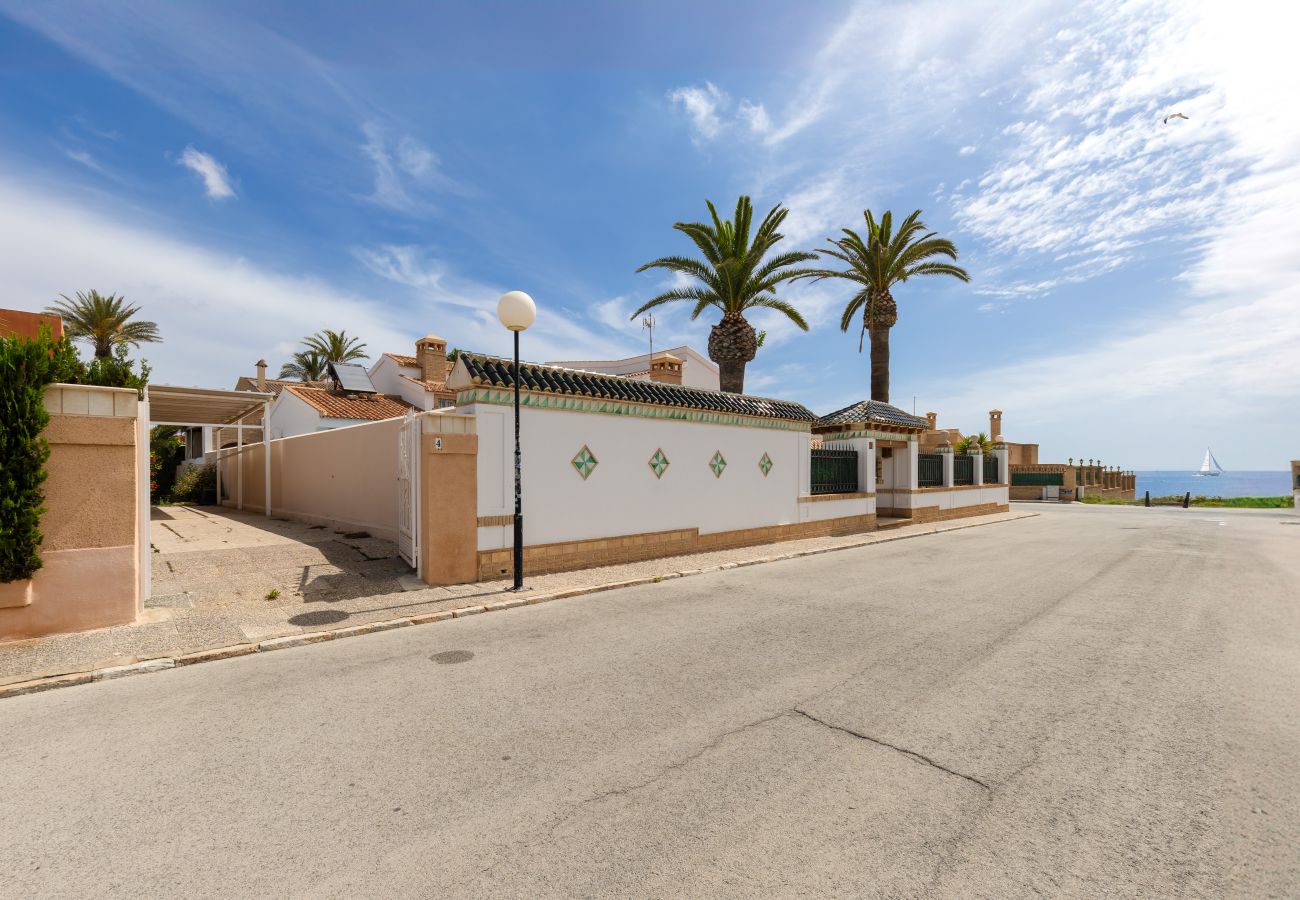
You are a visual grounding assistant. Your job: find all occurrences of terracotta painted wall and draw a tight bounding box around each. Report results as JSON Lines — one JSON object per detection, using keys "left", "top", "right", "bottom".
{"left": 1, "top": 385, "right": 140, "bottom": 642}
{"left": 0, "top": 308, "right": 63, "bottom": 340}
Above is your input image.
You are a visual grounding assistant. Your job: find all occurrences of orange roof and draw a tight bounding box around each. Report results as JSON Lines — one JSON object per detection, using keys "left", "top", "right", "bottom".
{"left": 283, "top": 385, "right": 413, "bottom": 421}
{"left": 385, "top": 352, "right": 419, "bottom": 367}
{"left": 400, "top": 373, "right": 455, "bottom": 396}
{"left": 233, "top": 375, "right": 298, "bottom": 397}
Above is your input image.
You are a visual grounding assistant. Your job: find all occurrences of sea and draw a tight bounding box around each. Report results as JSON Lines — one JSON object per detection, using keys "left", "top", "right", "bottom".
{"left": 1134, "top": 470, "right": 1293, "bottom": 499}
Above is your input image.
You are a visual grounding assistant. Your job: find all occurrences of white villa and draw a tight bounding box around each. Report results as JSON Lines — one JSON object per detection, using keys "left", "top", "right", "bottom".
{"left": 546, "top": 345, "right": 719, "bottom": 391}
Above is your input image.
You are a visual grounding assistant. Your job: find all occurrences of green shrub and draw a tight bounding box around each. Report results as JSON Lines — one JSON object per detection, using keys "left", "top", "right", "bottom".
{"left": 171, "top": 464, "right": 217, "bottom": 504}
{"left": 0, "top": 328, "right": 60, "bottom": 582}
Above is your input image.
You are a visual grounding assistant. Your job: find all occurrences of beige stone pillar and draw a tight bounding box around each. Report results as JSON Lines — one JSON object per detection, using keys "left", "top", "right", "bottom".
{"left": 418, "top": 414, "right": 479, "bottom": 585}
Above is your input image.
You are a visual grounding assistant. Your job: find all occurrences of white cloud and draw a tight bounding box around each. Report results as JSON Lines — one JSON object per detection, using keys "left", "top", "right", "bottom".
{"left": 355, "top": 243, "right": 629, "bottom": 362}
{"left": 919, "top": 0, "right": 1300, "bottom": 468}
{"left": 958, "top": 145, "right": 977, "bottom": 156}
{"left": 62, "top": 148, "right": 104, "bottom": 173}
{"left": 0, "top": 175, "right": 404, "bottom": 386}
{"left": 359, "top": 124, "right": 454, "bottom": 213}
{"left": 738, "top": 101, "right": 772, "bottom": 135}
{"left": 668, "top": 82, "right": 728, "bottom": 143}
{"left": 396, "top": 136, "right": 437, "bottom": 179}
{"left": 760, "top": 0, "right": 1058, "bottom": 146}
{"left": 178, "top": 146, "right": 236, "bottom": 199}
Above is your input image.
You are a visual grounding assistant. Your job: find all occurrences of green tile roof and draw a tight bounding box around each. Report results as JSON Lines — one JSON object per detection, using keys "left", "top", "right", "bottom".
{"left": 816, "top": 399, "right": 929, "bottom": 431}
{"left": 451, "top": 352, "right": 817, "bottom": 423}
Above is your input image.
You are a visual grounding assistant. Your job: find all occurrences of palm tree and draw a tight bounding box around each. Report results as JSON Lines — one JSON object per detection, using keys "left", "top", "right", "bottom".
{"left": 631, "top": 196, "right": 816, "bottom": 394}
{"left": 802, "top": 210, "right": 969, "bottom": 403}
{"left": 278, "top": 351, "right": 328, "bottom": 381}
{"left": 302, "top": 329, "right": 368, "bottom": 364}
{"left": 46, "top": 290, "right": 162, "bottom": 359}
{"left": 956, "top": 432, "right": 992, "bottom": 454}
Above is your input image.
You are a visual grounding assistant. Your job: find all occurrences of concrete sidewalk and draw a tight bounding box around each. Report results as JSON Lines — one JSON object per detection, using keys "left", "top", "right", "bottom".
{"left": 0, "top": 508, "right": 1032, "bottom": 690}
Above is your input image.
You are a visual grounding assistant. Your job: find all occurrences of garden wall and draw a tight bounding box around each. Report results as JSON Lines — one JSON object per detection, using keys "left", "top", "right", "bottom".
{"left": 0, "top": 385, "right": 140, "bottom": 642}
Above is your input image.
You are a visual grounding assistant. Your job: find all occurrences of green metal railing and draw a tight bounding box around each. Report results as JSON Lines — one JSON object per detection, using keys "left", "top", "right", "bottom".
{"left": 918, "top": 453, "right": 943, "bottom": 487}
{"left": 811, "top": 448, "right": 857, "bottom": 495}
{"left": 984, "top": 455, "right": 1000, "bottom": 483}
{"left": 954, "top": 455, "right": 974, "bottom": 486}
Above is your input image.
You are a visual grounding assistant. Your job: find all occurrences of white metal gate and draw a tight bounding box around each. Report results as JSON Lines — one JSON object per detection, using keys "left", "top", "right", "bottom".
{"left": 396, "top": 410, "right": 420, "bottom": 570}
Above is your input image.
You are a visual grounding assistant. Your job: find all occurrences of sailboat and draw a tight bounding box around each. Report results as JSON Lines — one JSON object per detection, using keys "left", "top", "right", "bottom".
{"left": 1197, "top": 447, "right": 1224, "bottom": 476}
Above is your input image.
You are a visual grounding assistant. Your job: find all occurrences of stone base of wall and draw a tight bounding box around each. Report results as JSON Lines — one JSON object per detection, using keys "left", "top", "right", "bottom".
{"left": 478, "top": 514, "right": 879, "bottom": 581}
{"left": 908, "top": 502, "right": 1008, "bottom": 523}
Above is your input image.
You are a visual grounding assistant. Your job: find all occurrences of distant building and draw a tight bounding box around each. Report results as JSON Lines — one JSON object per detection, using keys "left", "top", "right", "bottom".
{"left": 546, "top": 345, "right": 719, "bottom": 392}
{"left": 0, "top": 307, "right": 63, "bottom": 340}
{"left": 367, "top": 334, "right": 458, "bottom": 410}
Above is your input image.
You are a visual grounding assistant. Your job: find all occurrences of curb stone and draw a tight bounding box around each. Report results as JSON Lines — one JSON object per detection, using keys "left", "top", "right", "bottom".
{"left": 175, "top": 644, "right": 258, "bottom": 666}
{"left": 0, "top": 511, "right": 1034, "bottom": 701}
{"left": 259, "top": 632, "right": 333, "bottom": 652}
{"left": 94, "top": 658, "right": 175, "bottom": 681}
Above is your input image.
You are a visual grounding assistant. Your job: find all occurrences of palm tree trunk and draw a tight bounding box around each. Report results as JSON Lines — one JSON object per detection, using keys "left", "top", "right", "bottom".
{"left": 718, "top": 360, "right": 746, "bottom": 394}
{"left": 869, "top": 326, "right": 890, "bottom": 403}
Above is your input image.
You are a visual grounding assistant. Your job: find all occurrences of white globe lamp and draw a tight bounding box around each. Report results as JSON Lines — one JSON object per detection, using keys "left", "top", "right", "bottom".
{"left": 497, "top": 290, "right": 536, "bottom": 332}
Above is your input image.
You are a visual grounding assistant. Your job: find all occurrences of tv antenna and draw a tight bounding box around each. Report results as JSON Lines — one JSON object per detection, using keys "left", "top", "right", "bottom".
{"left": 641, "top": 315, "right": 656, "bottom": 364}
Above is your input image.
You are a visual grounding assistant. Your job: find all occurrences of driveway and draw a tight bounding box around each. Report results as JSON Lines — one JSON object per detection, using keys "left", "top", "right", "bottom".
{"left": 1, "top": 503, "right": 1295, "bottom": 897}
{"left": 149, "top": 505, "right": 413, "bottom": 617}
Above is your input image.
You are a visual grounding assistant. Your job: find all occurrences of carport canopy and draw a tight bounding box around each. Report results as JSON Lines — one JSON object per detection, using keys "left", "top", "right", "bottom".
{"left": 146, "top": 384, "right": 273, "bottom": 427}
{"left": 145, "top": 384, "right": 275, "bottom": 517}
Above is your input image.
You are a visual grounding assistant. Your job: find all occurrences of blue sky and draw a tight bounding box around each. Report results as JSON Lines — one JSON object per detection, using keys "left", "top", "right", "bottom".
{"left": 1, "top": 0, "right": 1296, "bottom": 469}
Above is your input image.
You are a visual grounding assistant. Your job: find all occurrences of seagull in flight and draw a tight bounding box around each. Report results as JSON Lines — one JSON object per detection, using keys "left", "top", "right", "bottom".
{"left": 1163, "top": 112, "right": 1189, "bottom": 124}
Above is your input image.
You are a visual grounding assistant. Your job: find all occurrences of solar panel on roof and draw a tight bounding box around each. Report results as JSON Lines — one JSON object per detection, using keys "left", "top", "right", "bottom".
{"left": 327, "top": 361, "right": 377, "bottom": 394}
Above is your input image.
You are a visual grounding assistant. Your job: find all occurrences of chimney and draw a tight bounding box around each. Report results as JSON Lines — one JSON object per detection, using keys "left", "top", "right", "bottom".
{"left": 925, "top": 411, "right": 938, "bottom": 431}
{"left": 415, "top": 334, "right": 447, "bottom": 383}
{"left": 255, "top": 359, "right": 267, "bottom": 391}
{"left": 648, "top": 353, "right": 683, "bottom": 386}
{"left": 989, "top": 408, "right": 1003, "bottom": 441}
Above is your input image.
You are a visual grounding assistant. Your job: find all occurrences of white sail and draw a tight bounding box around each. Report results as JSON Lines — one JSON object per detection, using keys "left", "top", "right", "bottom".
{"left": 1198, "top": 447, "right": 1223, "bottom": 475}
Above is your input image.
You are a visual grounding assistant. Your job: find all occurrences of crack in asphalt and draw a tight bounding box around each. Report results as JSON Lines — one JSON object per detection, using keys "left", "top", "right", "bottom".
{"left": 792, "top": 708, "right": 992, "bottom": 792}
{"left": 577, "top": 711, "right": 792, "bottom": 808}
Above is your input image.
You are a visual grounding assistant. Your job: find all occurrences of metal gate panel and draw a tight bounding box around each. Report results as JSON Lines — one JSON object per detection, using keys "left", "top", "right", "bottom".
{"left": 396, "top": 411, "right": 420, "bottom": 569}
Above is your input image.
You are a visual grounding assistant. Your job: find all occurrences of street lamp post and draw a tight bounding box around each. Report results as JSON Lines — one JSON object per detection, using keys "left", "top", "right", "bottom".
{"left": 497, "top": 290, "right": 536, "bottom": 592}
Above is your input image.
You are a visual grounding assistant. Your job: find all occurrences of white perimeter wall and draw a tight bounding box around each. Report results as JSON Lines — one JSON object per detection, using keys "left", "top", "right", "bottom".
{"left": 466, "top": 402, "right": 817, "bottom": 549}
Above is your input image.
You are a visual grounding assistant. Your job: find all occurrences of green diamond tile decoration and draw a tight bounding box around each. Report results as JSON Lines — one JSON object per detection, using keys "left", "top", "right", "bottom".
{"left": 571, "top": 445, "right": 599, "bottom": 480}
{"left": 648, "top": 448, "right": 670, "bottom": 479}
{"left": 758, "top": 452, "right": 773, "bottom": 477}
{"left": 709, "top": 450, "right": 727, "bottom": 478}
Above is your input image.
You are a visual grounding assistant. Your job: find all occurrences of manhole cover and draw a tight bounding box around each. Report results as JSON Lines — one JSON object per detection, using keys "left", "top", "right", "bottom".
{"left": 431, "top": 650, "right": 474, "bottom": 665}
{"left": 288, "top": 609, "right": 350, "bottom": 627}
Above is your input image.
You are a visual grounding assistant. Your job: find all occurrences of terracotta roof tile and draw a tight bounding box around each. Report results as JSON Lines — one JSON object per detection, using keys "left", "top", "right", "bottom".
{"left": 233, "top": 376, "right": 296, "bottom": 397}
{"left": 385, "top": 352, "right": 419, "bottom": 367}
{"left": 283, "top": 385, "right": 414, "bottom": 421}
{"left": 400, "top": 373, "right": 455, "bottom": 395}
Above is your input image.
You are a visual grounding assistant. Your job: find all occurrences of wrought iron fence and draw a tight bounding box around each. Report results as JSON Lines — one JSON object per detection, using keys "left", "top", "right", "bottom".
{"left": 811, "top": 447, "right": 857, "bottom": 495}
{"left": 918, "top": 453, "right": 943, "bottom": 487}
{"left": 954, "top": 455, "right": 974, "bottom": 486}
{"left": 984, "top": 455, "right": 1000, "bottom": 483}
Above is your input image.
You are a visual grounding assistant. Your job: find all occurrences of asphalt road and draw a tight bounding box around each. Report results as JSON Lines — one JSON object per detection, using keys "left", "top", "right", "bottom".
{"left": 2, "top": 504, "right": 1296, "bottom": 898}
